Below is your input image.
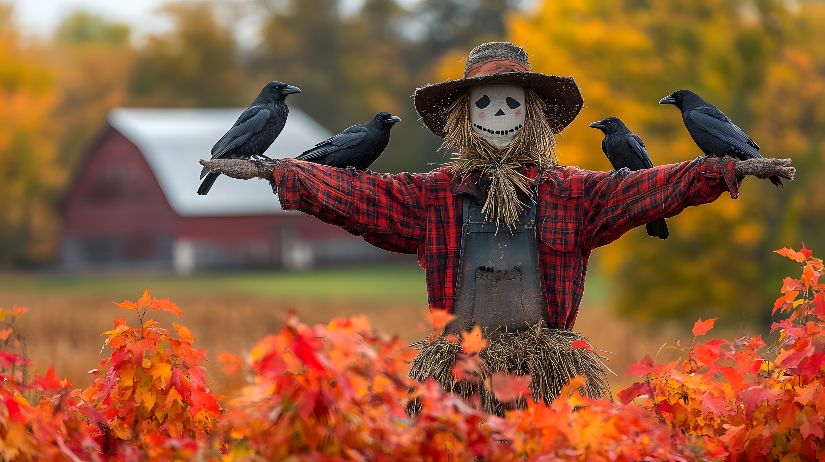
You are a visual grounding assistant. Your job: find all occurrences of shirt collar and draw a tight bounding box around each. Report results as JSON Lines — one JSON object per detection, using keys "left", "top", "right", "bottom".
{"left": 449, "top": 165, "right": 541, "bottom": 199}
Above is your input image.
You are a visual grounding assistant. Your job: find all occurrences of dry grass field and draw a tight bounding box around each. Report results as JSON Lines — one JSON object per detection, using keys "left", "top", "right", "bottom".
{"left": 0, "top": 263, "right": 694, "bottom": 392}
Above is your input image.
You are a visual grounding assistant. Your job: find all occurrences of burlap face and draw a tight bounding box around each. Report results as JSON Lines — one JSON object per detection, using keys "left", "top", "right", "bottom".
{"left": 443, "top": 87, "right": 559, "bottom": 228}
{"left": 469, "top": 84, "right": 526, "bottom": 150}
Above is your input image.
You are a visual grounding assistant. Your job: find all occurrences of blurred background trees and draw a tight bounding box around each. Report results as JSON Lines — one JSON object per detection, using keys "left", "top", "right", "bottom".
{"left": 1, "top": 0, "right": 824, "bottom": 330}
{"left": 506, "top": 0, "right": 825, "bottom": 328}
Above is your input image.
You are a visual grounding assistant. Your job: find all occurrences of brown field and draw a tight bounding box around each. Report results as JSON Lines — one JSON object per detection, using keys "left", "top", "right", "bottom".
{"left": 1, "top": 264, "right": 694, "bottom": 393}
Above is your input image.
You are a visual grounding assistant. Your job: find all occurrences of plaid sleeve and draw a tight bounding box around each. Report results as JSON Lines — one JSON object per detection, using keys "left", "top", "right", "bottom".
{"left": 583, "top": 156, "right": 740, "bottom": 249}
{"left": 272, "top": 159, "right": 426, "bottom": 253}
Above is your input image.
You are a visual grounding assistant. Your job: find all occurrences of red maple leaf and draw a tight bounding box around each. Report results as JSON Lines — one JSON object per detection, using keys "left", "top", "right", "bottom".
{"left": 617, "top": 381, "right": 648, "bottom": 405}
{"left": 485, "top": 372, "right": 531, "bottom": 402}
{"left": 799, "top": 409, "right": 824, "bottom": 439}
{"left": 290, "top": 334, "right": 325, "bottom": 372}
{"left": 797, "top": 352, "right": 825, "bottom": 380}
{"left": 801, "top": 242, "right": 814, "bottom": 260}
{"left": 627, "top": 354, "right": 655, "bottom": 376}
{"left": 0, "top": 352, "right": 28, "bottom": 368}
{"left": 34, "top": 367, "right": 63, "bottom": 392}
{"left": 781, "top": 277, "right": 803, "bottom": 293}
{"left": 739, "top": 386, "right": 782, "bottom": 413}
{"left": 692, "top": 318, "right": 717, "bottom": 336}
{"left": 571, "top": 339, "right": 594, "bottom": 351}
{"left": 702, "top": 391, "right": 727, "bottom": 415}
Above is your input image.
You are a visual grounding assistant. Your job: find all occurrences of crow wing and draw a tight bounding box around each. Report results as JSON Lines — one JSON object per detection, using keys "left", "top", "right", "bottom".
{"left": 296, "top": 125, "right": 368, "bottom": 161}
{"left": 690, "top": 106, "right": 760, "bottom": 150}
{"left": 210, "top": 107, "right": 271, "bottom": 159}
{"left": 627, "top": 134, "right": 654, "bottom": 169}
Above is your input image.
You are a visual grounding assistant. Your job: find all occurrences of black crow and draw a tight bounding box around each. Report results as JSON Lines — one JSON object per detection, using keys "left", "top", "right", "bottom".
{"left": 198, "top": 81, "right": 301, "bottom": 195}
{"left": 295, "top": 112, "right": 401, "bottom": 169}
{"left": 589, "top": 117, "right": 669, "bottom": 239}
{"left": 659, "top": 89, "right": 782, "bottom": 187}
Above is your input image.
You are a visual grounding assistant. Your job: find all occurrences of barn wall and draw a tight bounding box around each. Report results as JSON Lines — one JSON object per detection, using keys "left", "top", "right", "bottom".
{"left": 62, "top": 131, "right": 180, "bottom": 270}
{"left": 177, "top": 214, "right": 389, "bottom": 272}
{"left": 61, "top": 129, "right": 395, "bottom": 272}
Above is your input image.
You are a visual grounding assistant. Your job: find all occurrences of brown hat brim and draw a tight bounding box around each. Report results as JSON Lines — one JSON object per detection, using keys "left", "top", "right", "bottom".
{"left": 414, "top": 72, "right": 583, "bottom": 137}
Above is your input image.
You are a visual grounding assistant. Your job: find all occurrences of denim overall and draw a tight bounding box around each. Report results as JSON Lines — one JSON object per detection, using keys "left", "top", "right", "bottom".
{"left": 446, "top": 197, "right": 550, "bottom": 334}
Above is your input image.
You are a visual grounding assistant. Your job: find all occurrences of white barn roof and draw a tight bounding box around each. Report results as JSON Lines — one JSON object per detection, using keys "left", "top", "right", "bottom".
{"left": 107, "top": 107, "right": 330, "bottom": 217}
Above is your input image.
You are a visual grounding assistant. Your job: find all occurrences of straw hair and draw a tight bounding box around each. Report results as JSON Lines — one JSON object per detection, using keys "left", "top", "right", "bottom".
{"left": 442, "top": 88, "right": 559, "bottom": 228}
{"left": 408, "top": 326, "right": 612, "bottom": 416}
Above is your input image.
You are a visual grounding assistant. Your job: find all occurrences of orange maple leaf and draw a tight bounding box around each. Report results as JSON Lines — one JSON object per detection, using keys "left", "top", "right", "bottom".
{"left": 151, "top": 298, "right": 184, "bottom": 316}
{"left": 172, "top": 322, "right": 195, "bottom": 344}
{"left": 11, "top": 306, "right": 28, "bottom": 318}
{"left": 425, "top": 308, "right": 455, "bottom": 333}
{"left": 461, "top": 325, "right": 488, "bottom": 354}
{"left": 0, "top": 328, "right": 12, "bottom": 341}
{"left": 775, "top": 247, "right": 808, "bottom": 263}
{"left": 115, "top": 300, "right": 139, "bottom": 311}
{"left": 692, "top": 317, "right": 717, "bottom": 336}
{"left": 137, "top": 288, "right": 152, "bottom": 309}
{"left": 218, "top": 353, "right": 244, "bottom": 375}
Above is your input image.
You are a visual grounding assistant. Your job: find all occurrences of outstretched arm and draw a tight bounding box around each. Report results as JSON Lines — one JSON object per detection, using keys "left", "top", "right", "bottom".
{"left": 199, "top": 158, "right": 426, "bottom": 254}
{"left": 582, "top": 156, "right": 794, "bottom": 249}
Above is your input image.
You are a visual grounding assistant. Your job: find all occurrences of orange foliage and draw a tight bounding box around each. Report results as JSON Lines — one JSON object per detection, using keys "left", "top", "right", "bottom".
{"left": 0, "top": 247, "right": 824, "bottom": 460}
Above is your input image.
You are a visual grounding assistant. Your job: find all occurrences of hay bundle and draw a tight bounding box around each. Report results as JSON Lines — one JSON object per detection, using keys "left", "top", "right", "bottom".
{"left": 409, "top": 326, "right": 612, "bottom": 416}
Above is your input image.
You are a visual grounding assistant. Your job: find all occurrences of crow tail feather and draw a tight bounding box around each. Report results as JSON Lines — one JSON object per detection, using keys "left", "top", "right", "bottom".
{"left": 197, "top": 172, "right": 220, "bottom": 195}
{"left": 646, "top": 219, "right": 669, "bottom": 240}
{"left": 769, "top": 175, "right": 783, "bottom": 187}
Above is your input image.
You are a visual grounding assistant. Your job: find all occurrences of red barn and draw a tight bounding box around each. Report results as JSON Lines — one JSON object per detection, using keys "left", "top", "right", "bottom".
{"left": 61, "top": 108, "right": 387, "bottom": 273}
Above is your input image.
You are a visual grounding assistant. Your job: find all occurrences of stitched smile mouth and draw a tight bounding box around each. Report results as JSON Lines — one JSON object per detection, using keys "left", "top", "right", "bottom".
{"left": 473, "top": 124, "right": 523, "bottom": 135}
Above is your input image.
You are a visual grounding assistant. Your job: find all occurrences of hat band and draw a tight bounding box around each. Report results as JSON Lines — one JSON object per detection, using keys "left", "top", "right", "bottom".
{"left": 465, "top": 59, "right": 531, "bottom": 78}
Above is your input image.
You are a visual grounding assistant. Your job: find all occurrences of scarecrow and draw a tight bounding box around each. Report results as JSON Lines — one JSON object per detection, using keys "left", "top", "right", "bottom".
{"left": 200, "top": 42, "right": 795, "bottom": 415}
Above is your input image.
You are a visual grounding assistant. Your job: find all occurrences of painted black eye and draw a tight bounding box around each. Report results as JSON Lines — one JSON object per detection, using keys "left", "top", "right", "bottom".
{"left": 475, "top": 95, "right": 490, "bottom": 109}
{"left": 506, "top": 97, "right": 521, "bottom": 109}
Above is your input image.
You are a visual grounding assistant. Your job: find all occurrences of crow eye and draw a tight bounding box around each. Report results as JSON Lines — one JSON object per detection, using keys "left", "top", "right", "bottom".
{"left": 506, "top": 97, "right": 521, "bottom": 109}
{"left": 475, "top": 95, "right": 490, "bottom": 109}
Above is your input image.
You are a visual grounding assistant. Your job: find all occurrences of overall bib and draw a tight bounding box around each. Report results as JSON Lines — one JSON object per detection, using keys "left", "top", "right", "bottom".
{"left": 446, "top": 198, "right": 550, "bottom": 334}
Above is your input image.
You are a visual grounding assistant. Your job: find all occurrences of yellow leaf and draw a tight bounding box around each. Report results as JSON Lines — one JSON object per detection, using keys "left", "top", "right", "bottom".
{"left": 165, "top": 386, "right": 183, "bottom": 407}
{"left": 110, "top": 419, "right": 132, "bottom": 440}
{"left": 148, "top": 362, "right": 172, "bottom": 386}
{"left": 103, "top": 324, "right": 130, "bottom": 345}
{"left": 119, "top": 364, "right": 136, "bottom": 386}
{"left": 137, "top": 386, "right": 156, "bottom": 412}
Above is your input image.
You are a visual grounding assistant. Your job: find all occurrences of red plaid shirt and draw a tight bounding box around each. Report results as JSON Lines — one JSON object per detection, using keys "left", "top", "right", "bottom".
{"left": 273, "top": 156, "right": 740, "bottom": 329}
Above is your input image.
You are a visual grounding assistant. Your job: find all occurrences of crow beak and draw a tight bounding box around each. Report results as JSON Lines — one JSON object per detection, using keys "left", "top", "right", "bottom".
{"left": 588, "top": 121, "right": 605, "bottom": 130}
{"left": 387, "top": 115, "right": 401, "bottom": 124}
{"left": 659, "top": 95, "right": 676, "bottom": 105}
{"left": 282, "top": 85, "right": 302, "bottom": 95}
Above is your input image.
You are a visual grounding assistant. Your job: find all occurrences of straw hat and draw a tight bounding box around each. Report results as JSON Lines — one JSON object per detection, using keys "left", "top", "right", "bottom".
{"left": 414, "top": 41, "right": 583, "bottom": 137}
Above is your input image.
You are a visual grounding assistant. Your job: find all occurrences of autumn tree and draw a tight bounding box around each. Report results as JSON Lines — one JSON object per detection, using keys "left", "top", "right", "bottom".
{"left": 128, "top": 2, "right": 247, "bottom": 107}
{"left": 506, "top": 0, "right": 825, "bottom": 328}
{"left": 52, "top": 11, "right": 134, "bottom": 173}
{"left": 0, "top": 4, "right": 61, "bottom": 264}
